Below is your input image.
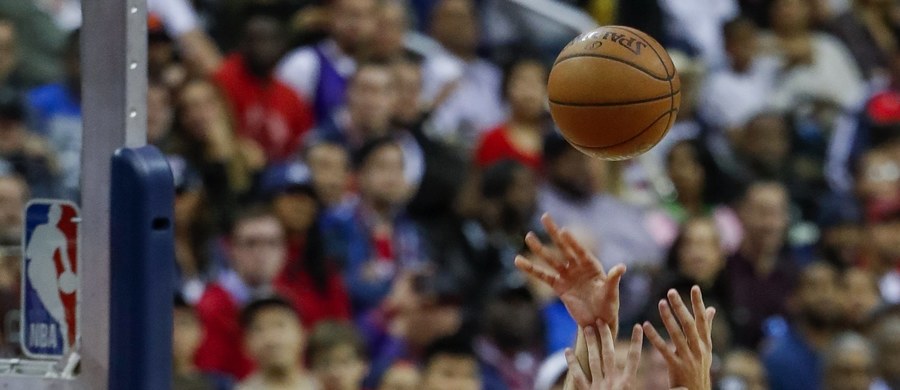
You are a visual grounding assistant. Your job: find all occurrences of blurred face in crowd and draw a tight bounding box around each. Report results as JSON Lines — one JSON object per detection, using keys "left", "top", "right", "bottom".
{"left": 392, "top": 60, "right": 423, "bottom": 124}
{"left": 147, "top": 83, "right": 173, "bottom": 144}
{"left": 484, "top": 293, "right": 541, "bottom": 352}
{"left": 503, "top": 166, "right": 538, "bottom": 225}
{"left": 331, "top": 0, "right": 378, "bottom": 55}
{"left": 178, "top": 80, "right": 227, "bottom": 141}
{"left": 359, "top": 144, "right": 408, "bottom": 208}
{"left": 738, "top": 183, "right": 789, "bottom": 256}
{"left": 64, "top": 31, "right": 80, "bottom": 94}
{"left": 245, "top": 306, "right": 305, "bottom": 373}
{"left": 421, "top": 354, "right": 481, "bottom": 390}
{"left": 822, "top": 223, "right": 863, "bottom": 268}
{"left": 274, "top": 189, "right": 319, "bottom": 233}
{"left": 0, "top": 113, "right": 26, "bottom": 155}
{"left": 872, "top": 317, "right": 900, "bottom": 384}
{"left": 148, "top": 37, "right": 175, "bottom": 77}
{"left": 174, "top": 186, "right": 204, "bottom": 231}
{"left": 790, "top": 263, "right": 842, "bottom": 328}
{"left": 506, "top": 60, "right": 547, "bottom": 122}
{"left": 379, "top": 363, "right": 421, "bottom": 390}
{"left": 407, "top": 302, "right": 462, "bottom": 348}
{"left": 676, "top": 218, "right": 724, "bottom": 285}
{"left": 312, "top": 344, "right": 368, "bottom": 390}
{"left": 842, "top": 268, "right": 882, "bottom": 327}
{"left": 724, "top": 19, "right": 759, "bottom": 72}
{"left": 229, "top": 214, "right": 286, "bottom": 287}
{"left": 867, "top": 214, "right": 900, "bottom": 267}
{"left": 0, "top": 20, "right": 17, "bottom": 80}
{"left": 0, "top": 176, "right": 26, "bottom": 242}
{"left": 739, "top": 114, "right": 790, "bottom": 174}
{"left": 240, "top": 15, "right": 287, "bottom": 78}
{"left": 172, "top": 306, "right": 202, "bottom": 367}
{"left": 348, "top": 64, "right": 398, "bottom": 135}
{"left": 307, "top": 143, "right": 351, "bottom": 208}
{"left": 548, "top": 148, "right": 592, "bottom": 200}
{"left": 430, "top": 0, "right": 479, "bottom": 58}
{"left": 666, "top": 141, "right": 705, "bottom": 201}
{"left": 374, "top": 1, "right": 409, "bottom": 59}
{"left": 721, "top": 351, "right": 767, "bottom": 390}
{"left": 855, "top": 148, "right": 899, "bottom": 202}
{"left": 824, "top": 335, "right": 876, "bottom": 390}
{"left": 770, "top": 0, "right": 812, "bottom": 34}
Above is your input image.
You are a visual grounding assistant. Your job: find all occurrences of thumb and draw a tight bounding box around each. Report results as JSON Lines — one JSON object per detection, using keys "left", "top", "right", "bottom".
{"left": 606, "top": 264, "right": 626, "bottom": 287}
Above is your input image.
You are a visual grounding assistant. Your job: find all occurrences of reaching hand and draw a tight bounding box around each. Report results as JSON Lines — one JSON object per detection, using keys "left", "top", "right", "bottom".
{"left": 565, "top": 322, "right": 643, "bottom": 390}
{"left": 642, "top": 286, "right": 715, "bottom": 390}
{"left": 515, "top": 214, "right": 625, "bottom": 335}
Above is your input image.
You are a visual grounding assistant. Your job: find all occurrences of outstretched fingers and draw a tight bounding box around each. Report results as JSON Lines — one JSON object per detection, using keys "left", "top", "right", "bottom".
{"left": 668, "top": 290, "right": 701, "bottom": 354}
{"left": 642, "top": 321, "right": 676, "bottom": 363}
{"left": 623, "top": 324, "right": 643, "bottom": 381}
{"left": 690, "top": 286, "right": 711, "bottom": 346}
{"left": 514, "top": 255, "right": 559, "bottom": 287}
{"left": 658, "top": 299, "right": 688, "bottom": 354}
{"left": 565, "top": 348, "right": 591, "bottom": 388}
{"left": 597, "top": 322, "right": 616, "bottom": 379}
{"left": 584, "top": 326, "right": 604, "bottom": 381}
{"left": 560, "top": 228, "right": 603, "bottom": 272}
{"left": 524, "top": 232, "right": 567, "bottom": 271}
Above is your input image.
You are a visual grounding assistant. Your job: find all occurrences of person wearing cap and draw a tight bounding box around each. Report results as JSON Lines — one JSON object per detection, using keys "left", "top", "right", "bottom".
{"left": 0, "top": 91, "right": 60, "bottom": 198}
{"left": 259, "top": 161, "right": 352, "bottom": 328}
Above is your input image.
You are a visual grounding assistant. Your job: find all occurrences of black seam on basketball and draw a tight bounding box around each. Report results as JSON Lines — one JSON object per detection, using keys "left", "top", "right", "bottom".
{"left": 623, "top": 26, "right": 676, "bottom": 79}
{"left": 549, "top": 90, "right": 681, "bottom": 107}
{"left": 566, "top": 108, "right": 677, "bottom": 149}
{"left": 603, "top": 26, "right": 676, "bottom": 77}
{"left": 554, "top": 54, "right": 673, "bottom": 81}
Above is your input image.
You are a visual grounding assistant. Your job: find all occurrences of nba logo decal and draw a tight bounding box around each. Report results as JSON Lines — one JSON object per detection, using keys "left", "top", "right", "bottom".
{"left": 21, "top": 200, "right": 80, "bottom": 359}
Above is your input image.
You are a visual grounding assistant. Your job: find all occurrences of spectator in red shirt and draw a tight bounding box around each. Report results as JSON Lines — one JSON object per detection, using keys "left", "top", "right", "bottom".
{"left": 150, "top": 0, "right": 314, "bottom": 164}
{"left": 194, "top": 204, "right": 292, "bottom": 380}
{"left": 212, "top": 9, "right": 315, "bottom": 163}
{"left": 259, "top": 161, "right": 353, "bottom": 327}
{"left": 474, "top": 58, "right": 550, "bottom": 171}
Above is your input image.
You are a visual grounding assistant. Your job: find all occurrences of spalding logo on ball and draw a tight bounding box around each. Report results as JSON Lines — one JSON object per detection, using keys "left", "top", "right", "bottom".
{"left": 548, "top": 26, "right": 681, "bottom": 160}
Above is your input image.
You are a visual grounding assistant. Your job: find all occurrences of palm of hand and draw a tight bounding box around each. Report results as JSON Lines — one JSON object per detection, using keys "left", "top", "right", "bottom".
{"left": 514, "top": 214, "right": 625, "bottom": 333}
{"left": 555, "top": 270, "right": 616, "bottom": 327}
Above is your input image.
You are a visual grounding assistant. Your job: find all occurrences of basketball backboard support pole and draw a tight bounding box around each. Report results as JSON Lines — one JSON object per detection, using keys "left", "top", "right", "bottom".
{"left": 0, "top": 0, "right": 147, "bottom": 387}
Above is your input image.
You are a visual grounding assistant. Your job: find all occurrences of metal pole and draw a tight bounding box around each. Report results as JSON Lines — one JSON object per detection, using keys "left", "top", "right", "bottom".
{"left": 80, "top": 0, "right": 147, "bottom": 387}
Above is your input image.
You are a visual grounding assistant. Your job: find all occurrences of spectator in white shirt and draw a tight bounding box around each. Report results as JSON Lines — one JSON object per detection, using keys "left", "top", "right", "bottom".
{"left": 277, "top": 0, "right": 378, "bottom": 125}
{"left": 425, "top": 0, "right": 506, "bottom": 150}
{"left": 763, "top": 0, "right": 866, "bottom": 112}
{"left": 659, "top": 0, "right": 739, "bottom": 69}
{"left": 700, "top": 17, "right": 779, "bottom": 134}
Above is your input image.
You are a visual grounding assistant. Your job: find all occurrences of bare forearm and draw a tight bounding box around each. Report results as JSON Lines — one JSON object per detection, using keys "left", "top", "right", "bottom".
{"left": 177, "top": 30, "right": 223, "bottom": 77}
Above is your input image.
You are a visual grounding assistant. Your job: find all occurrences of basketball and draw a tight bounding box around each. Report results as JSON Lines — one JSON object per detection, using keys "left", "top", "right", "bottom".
{"left": 548, "top": 26, "right": 681, "bottom": 160}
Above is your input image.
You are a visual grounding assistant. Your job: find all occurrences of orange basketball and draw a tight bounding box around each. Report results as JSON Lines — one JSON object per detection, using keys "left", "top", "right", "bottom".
{"left": 548, "top": 26, "right": 681, "bottom": 160}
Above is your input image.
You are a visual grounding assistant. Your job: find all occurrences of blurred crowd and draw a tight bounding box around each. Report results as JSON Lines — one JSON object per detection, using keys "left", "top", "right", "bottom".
{"left": 0, "top": 0, "right": 899, "bottom": 388}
